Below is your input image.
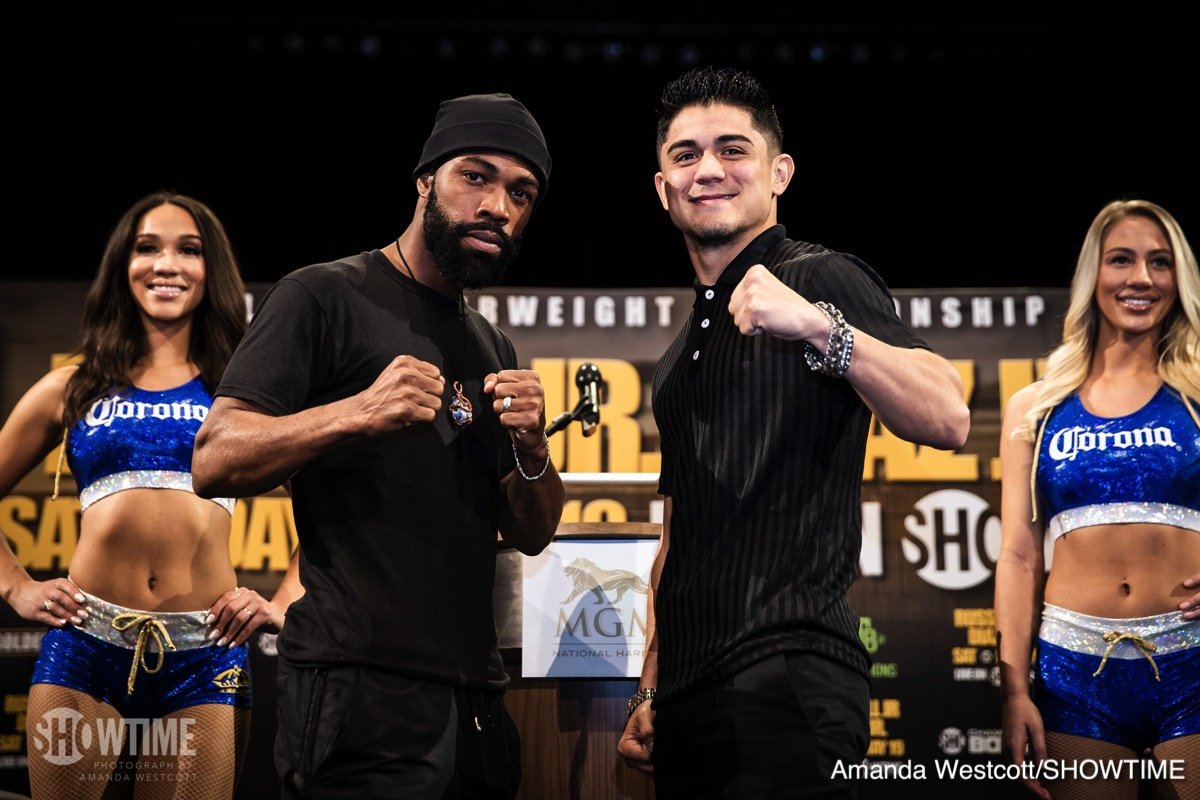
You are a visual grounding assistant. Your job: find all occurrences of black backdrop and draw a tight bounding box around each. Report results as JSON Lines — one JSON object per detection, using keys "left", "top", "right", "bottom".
{"left": 3, "top": 1, "right": 1199, "bottom": 291}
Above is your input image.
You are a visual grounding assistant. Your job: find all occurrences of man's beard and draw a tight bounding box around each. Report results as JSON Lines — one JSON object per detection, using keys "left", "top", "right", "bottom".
{"left": 422, "top": 185, "right": 521, "bottom": 290}
{"left": 688, "top": 221, "right": 742, "bottom": 248}
{"left": 681, "top": 211, "right": 749, "bottom": 248}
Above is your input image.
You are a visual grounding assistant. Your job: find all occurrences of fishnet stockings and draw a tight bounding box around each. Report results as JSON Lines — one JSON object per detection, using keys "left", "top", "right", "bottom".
{"left": 27, "top": 684, "right": 250, "bottom": 800}
{"left": 1045, "top": 732, "right": 1200, "bottom": 800}
{"left": 1152, "top": 734, "right": 1200, "bottom": 800}
{"left": 1043, "top": 732, "right": 1141, "bottom": 800}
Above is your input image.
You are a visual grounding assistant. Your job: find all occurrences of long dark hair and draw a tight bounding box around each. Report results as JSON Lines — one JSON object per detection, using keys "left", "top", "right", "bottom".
{"left": 62, "top": 192, "right": 247, "bottom": 424}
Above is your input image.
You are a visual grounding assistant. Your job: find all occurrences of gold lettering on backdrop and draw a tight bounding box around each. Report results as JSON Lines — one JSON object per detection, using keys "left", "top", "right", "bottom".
{"left": 227, "top": 500, "right": 249, "bottom": 565}
{"left": 862, "top": 360, "right": 979, "bottom": 481}
{"left": 33, "top": 498, "right": 79, "bottom": 572}
{"left": 4, "top": 349, "right": 1054, "bottom": 571}
{"left": 0, "top": 496, "right": 38, "bottom": 566}
{"left": 990, "top": 358, "right": 1048, "bottom": 479}
{"left": 531, "top": 357, "right": 651, "bottom": 473}
{"left": 532, "top": 358, "right": 568, "bottom": 471}
{"left": 564, "top": 358, "right": 641, "bottom": 473}
{"left": 557, "top": 500, "right": 630, "bottom": 524}
{"left": 0, "top": 496, "right": 80, "bottom": 572}
{"left": 234, "top": 498, "right": 299, "bottom": 571}
{"left": 560, "top": 500, "right": 583, "bottom": 523}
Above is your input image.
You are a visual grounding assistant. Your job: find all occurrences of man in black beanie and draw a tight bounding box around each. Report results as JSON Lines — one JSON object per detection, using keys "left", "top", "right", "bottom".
{"left": 193, "top": 92, "right": 564, "bottom": 798}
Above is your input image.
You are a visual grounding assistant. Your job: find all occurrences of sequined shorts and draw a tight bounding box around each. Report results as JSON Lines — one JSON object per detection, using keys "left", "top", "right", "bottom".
{"left": 31, "top": 590, "right": 253, "bottom": 718}
{"left": 1035, "top": 603, "right": 1200, "bottom": 750}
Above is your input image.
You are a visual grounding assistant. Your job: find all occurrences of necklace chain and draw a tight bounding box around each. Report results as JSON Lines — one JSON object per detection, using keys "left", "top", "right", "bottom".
{"left": 394, "top": 237, "right": 465, "bottom": 318}
{"left": 395, "top": 237, "right": 417, "bottom": 282}
{"left": 394, "top": 236, "right": 472, "bottom": 427}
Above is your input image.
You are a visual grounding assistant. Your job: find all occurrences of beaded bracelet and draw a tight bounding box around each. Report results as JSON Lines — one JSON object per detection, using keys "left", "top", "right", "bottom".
{"left": 512, "top": 441, "right": 552, "bottom": 481}
{"left": 803, "top": 301, "right": 854, "bottom": 378}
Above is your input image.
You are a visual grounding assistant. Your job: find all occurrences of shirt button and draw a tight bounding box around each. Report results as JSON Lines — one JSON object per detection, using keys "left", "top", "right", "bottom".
{"left": 704, "top": 289, "right": 715, "bottom": 300}
{"left": 692, "top": 350, "right": 700, "bottom": 361}
{"left": 701, "top": 319, "right": 710, "bottom": 328}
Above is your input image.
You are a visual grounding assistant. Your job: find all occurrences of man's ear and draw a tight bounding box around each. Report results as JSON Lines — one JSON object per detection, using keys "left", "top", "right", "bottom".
{"left": 417, "top": 172, "right": 435, "bottom": 198}
{"left": 654, "top": 172, "right": 670, "bottom": 211}
{"left": 771, "top": 153, "right": 794, "bottom": 198}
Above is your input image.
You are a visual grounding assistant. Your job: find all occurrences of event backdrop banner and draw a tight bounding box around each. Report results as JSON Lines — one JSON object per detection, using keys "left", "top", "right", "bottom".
{"left": 0, "top": 280, "right": 1066, "bottom": 796}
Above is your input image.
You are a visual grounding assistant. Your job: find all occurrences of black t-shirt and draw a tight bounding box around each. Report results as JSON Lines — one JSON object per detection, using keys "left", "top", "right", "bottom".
{"left": 217, "top": 250, "right": 517, "bottom": 690}
{"left": 652, "top": 225, "right": 929, "bottom": 701}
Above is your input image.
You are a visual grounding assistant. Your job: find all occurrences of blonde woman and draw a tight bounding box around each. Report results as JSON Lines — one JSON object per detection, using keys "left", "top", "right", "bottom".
{"left": 996, "top": 199, "right": 1200, "bottom": 799}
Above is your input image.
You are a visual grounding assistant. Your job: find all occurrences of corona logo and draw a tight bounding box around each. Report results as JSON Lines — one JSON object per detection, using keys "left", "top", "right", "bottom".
{"left": 84, "top": 396, "right": 207, "bottom": 428}
{"left": 902, "top": 490, "right": 1000, "bottom": 590}
{"left": 1048, "top": 424, "right": 1177, "bottom": 461}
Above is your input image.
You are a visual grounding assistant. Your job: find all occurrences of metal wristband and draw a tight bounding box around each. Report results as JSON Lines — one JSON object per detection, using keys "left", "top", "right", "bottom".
{"left": 626, "top": 686, "right": 656, "bottom": 719}
{"left": 512, "top": 441, "right": 551, "bottom": 481}
{"left": 803, "top": 301, "right": 854, "bottom": 378}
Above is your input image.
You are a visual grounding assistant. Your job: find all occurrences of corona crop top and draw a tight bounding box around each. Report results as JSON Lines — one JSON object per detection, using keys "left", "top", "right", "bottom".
{"left": 1035, "top": 384, "right": 1200, "bottom": 541}
{"left": 65, "top": 376, "right": 236, "bottom": 514}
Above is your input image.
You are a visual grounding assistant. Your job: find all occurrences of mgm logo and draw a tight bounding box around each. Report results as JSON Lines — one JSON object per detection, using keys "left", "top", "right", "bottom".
{"left": 561, "top": 558, "right": 649, "bottom": 605}
{"left": 556, "top": 558, "right": 650, "bottom": 641}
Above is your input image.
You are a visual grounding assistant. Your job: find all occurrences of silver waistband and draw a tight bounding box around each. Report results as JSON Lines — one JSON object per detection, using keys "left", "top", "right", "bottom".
{"left": 72, "top": 589, "right": 213, "bottom": 651}
{"left": 1039, "top": 602, "right": 1200, "bottom": 658}
{"left": 1047, "top": 502, "right": 1200, "bottom": 541}
{"left": 79, "top": 469, "right": 236, "bottom": 515}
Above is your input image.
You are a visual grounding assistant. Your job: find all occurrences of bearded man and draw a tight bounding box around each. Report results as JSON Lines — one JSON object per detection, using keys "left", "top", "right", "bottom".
{"left": 193, "top": 92, "right": 564, "bottom": 800}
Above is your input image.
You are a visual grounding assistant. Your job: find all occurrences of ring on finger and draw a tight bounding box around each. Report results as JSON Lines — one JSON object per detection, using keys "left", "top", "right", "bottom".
{"left": 244, "top": 607, "right": 253, "bottom": 616}
{"left": 502, "top": 396, "right": 513, "bottom": 412}
{"left": 43, "top": 600, "right": 53, "bottom": 612}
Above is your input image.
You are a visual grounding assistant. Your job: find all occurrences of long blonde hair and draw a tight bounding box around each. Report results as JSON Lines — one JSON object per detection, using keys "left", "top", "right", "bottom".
{"left": 1017, "top": 199, "right": 1200, "bottom": 442}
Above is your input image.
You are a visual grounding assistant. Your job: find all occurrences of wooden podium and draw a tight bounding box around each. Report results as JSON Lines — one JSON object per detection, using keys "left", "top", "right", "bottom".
{"left": 497, "top": 521, "right": 660, "bottom": 800}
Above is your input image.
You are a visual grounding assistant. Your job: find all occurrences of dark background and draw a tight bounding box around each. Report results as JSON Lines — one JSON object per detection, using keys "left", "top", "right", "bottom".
{"left": 3, "top": 2, "right": 1198, "bottom": 291}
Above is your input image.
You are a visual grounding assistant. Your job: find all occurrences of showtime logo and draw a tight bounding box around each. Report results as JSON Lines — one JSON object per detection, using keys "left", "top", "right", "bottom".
{"left": 29, "top": 708, "right": 197, "bottom": 766}
{"left": 901, "top": 490, "right": 1000, "bottom": 590}
{"left": 938, "top": 727, "right": 1001, "bottom": 756}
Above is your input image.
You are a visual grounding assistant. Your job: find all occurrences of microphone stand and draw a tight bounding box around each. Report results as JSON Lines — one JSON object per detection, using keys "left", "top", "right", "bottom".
{"left": 545, "top": 394, "right": 595, "bottom": 438}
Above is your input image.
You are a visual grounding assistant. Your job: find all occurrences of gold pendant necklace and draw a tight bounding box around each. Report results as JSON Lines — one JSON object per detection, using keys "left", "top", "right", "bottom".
{"left": 448, "top": 381, "right": 473, "bottom": 427}
{"left": 395, "top": 238, "right": 473, "bottom": 428}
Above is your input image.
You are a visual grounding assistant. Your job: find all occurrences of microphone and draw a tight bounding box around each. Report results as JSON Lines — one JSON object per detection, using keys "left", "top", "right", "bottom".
{"left": 544, "top": 362, "right": 606, "bottom": 438}
{"left": 575, "top": 362, "right": 603, "bottom": 438}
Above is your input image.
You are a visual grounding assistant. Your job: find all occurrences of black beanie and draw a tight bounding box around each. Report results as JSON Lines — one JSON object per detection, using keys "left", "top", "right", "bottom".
{"left": 412, "top": 93, "right": 551, "bottom": 193}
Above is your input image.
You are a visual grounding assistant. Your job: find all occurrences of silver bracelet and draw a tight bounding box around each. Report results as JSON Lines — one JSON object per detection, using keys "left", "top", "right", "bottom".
{"left": 626, "top": 686, "right": 656, "bottom": 719}
{"left": 803, "top": 301, "right": 854, "bottom": 378}
{"left": 511, "top": 441, "right": 551, "bottom": 481}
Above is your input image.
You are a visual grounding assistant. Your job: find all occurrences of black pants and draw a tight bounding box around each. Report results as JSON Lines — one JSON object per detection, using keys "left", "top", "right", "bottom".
{"left": 275, "top": 661, "right": 520, "bottom": 799}
{"left": 653, "top": 652, "right": 869, "bottom": 799}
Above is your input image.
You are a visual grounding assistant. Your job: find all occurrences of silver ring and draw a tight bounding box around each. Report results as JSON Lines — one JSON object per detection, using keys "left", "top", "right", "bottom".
{"left": 502, "top": 396, "right": 513, "bottom": 412}
{"left": 244, "top": 607, "right": 253, "bottom": 616}
{"left": 43, "top": 600, "right": 52, "bottom": 612}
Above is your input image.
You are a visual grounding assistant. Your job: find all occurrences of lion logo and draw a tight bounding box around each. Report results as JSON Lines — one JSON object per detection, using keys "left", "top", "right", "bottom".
{"left": 561, "top": 558, "right": 649, "bottom": 605}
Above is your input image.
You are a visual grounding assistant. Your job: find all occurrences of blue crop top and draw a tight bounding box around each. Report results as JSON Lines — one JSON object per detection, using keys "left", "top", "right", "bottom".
{"left": 65, "top": 376, "right": 235, "bottom": 514}
{"left": 1035, "top": 384, "right": 1200, "bottom": 541}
